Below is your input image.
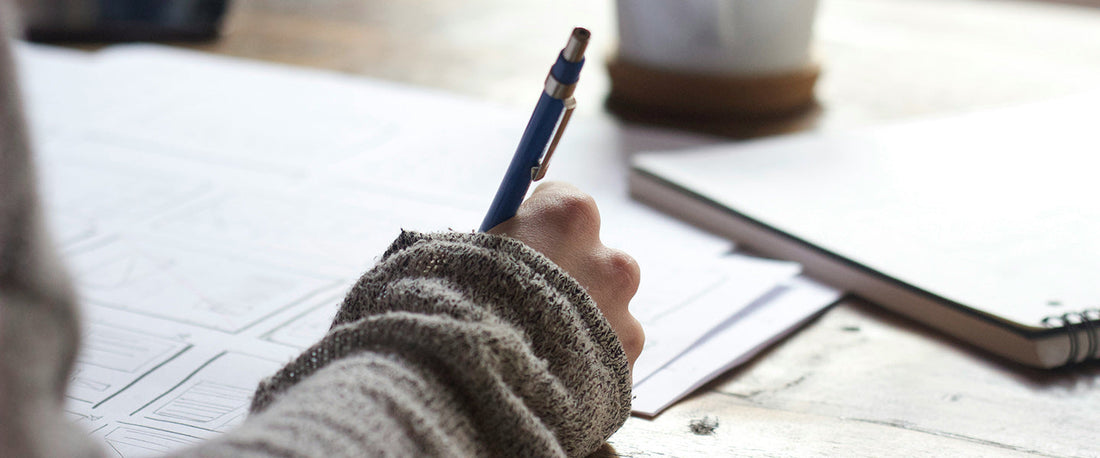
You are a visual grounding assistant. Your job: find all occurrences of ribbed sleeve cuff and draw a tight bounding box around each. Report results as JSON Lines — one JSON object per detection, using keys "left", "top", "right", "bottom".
{"left": 250, "top": 231, "right": 631, "bottom": 457}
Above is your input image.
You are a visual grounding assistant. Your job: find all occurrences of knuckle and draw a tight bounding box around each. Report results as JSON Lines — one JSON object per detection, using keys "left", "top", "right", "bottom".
{"left": 600, "top": 249, "right": 641, "bottom": 299}
{"left": 545, "top": 192, "right": 600, "bottom": 237}
{"left": 620, "top": 320, "right": 645, "bottom": 357}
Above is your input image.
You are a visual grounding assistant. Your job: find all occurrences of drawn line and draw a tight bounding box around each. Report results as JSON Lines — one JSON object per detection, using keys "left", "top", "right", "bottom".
{"left": 259, "top": 294, "right": 342, "bottom": 343}
{"left": 131, "top": 350, "right": 227, "bottom": 416}
{"left": 115, "top": 421, "right": 206, "bottom": 440}
{"left": 144, "top": 417, "right": 223, "bottom": 434}
{"left": 60, "top": 234, "right": 120, "bottom": 257}
{"left": 89, "top": 281, "right": 339, "bottom": 335}
{"left": 94, "top": 344, "right": 193, "bottom": 409}
{"left": 236, "top": 285, "right": 341, "bottom": 335}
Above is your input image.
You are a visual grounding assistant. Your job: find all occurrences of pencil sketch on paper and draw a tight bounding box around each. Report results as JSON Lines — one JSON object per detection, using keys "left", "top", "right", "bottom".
{"left": 147, "top": 187, "right": 482, "bottom": 271}
{"left": 262, "top": 300, "right": 342, "bottom": 349}
{"left": 67, "top": 238, "right": 337, "bottom": 333}
{"left": 132, "top": 352, "right": 283, "bottom": 433}
{"left": 102, "top": 423, "right": 205, "bottom": 458}
{"left": 88, "top": 50, "right": 402, "bottom": 175}
{"left": 35, "top": 144, "right": 212, "bottom": 240}
{"left": 67, "top": 322, "right": 191, "bottom": 406}
{"left": 64, "top": 409, "right": 108, "bottom": 434}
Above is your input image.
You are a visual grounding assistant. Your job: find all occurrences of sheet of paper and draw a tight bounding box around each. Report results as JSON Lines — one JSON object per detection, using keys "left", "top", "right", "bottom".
{"left": 630, "top": 255, "right": 801, "bottom": 383}
{"left": 13, "top": 44, "right": 99, "bottom": 138}
{"left": 15, "top": 41, "right": 831, "bottom": 454}
{"left": 632, "top": 276, "right": 842, "bottom": 416}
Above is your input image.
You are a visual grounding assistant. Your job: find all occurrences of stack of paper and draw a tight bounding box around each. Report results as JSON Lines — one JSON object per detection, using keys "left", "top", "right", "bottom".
{"left": 16, "top": 42, "right": 840, "bottom": 454}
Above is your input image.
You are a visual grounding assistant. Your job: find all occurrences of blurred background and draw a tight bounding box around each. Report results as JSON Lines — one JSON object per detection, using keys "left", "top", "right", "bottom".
{"left": 21, "top": 0, "right": 1100, "bottom": 139}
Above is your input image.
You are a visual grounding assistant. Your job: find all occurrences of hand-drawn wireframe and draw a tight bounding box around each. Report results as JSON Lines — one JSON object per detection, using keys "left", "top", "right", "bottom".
{"left": 89, "top": 48, "right": 400, "bottom": 174}
{"left": 64, "top": 408, "right": 108, "bottom": 434}
{"left": 67, "top": 238, "right": 338, "bottom": 333}
{"left": 153, "top": 381, "right": 253, "bottom": 426}
{"left": 133, "top": 352, "right": 282, "bottom": 433}
{"left": 147, "top": 187, "right": 482, "bottom": 271}
{"left": 262, "top": 300, "right": 342, "bottom": 349}
{"left": 21, "top": 43, "right": 829, "bottom": 454}
{"left": 35, "top": 142, "right": 212, "bottom": 239}
{"left": 67, "top": 323, "right": 191, "bottom": 406}
{"left": 102, "top": 423, "right": 206, "bottom": 458}
{"left": 45, "top": 212, "right": 97, "bottom": 247}
{"left": 328, "top": 115, "right": 523, "bottom": 208}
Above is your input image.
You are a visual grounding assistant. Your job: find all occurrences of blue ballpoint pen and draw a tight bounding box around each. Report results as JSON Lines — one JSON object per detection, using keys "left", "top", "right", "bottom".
{"left": 479, "top": 28, "right": 590, "bottom": 232}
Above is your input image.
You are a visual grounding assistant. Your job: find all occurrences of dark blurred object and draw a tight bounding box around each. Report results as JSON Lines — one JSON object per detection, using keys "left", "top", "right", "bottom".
{"left": 21, "top": 0, "right": 229, "bottom": 42}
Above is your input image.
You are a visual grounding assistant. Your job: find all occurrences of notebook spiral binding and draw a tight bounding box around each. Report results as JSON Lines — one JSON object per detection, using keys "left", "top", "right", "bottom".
{"left": 1041, "top": 309, "right": 1100, "bottom": 366}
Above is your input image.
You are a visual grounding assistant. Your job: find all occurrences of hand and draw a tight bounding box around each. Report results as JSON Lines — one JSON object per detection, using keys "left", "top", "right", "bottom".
{"left": 488, "top": 182, "right": 644, "bottom": 369}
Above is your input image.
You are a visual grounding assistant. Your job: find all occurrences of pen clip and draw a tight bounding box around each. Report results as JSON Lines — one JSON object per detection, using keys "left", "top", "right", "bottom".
{"left": 531, "top": 97, "right": 576, "bottom": 181}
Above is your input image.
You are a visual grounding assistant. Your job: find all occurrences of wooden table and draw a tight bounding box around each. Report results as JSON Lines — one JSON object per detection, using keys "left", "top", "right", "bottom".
{"left": 182, "top": 0, "right": 1100, "bottom": 455}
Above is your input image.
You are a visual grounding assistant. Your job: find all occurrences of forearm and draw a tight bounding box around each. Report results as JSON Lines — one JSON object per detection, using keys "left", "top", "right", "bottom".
{"left": 176, "top": 352, "right": 484, "bottom": 457}
{"left": 183, "top": 231, "right": 632, "bottom": 457}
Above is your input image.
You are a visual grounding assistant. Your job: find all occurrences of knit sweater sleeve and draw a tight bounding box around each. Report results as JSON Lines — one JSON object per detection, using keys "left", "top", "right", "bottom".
{"left": 177, "top": 231, "right": 633, "bottom": 457}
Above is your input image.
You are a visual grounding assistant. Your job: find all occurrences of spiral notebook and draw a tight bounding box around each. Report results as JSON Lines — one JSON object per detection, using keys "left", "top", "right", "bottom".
{"left": 630, "top": 92, "right": 1100, "bottom": 369}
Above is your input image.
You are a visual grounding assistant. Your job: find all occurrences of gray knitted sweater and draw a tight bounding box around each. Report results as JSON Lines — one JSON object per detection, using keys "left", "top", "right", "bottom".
{"left": 0, "top": 10, "right": 631, "bottom": 457}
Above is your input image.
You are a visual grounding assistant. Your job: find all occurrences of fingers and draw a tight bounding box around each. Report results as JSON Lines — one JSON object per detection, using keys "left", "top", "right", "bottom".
{"left": 578, "top": 247, "right": 640, "bottom": 316}
{"left": 488, "top": 181, "right": 601, "bottom": 264}
{"left": 592, "top": 247, "right": 644, "bottom": 365}
{"left": 618, "top": 315, "right": 645, "bottom": 367}
{"left": 487, "top": 181, "right": 645, "bottom": 367}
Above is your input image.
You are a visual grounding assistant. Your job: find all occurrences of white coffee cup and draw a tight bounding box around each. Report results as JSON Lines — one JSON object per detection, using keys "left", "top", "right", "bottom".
{"left": 616, "top": 0, "right": 819, "bottom": 76}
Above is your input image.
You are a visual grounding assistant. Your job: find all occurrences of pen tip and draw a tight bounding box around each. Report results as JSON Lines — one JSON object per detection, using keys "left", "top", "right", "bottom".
{"left": 564, "top": 28, "right": 590, "bottom": 63}
{"left": 572, "top": 27, "right": 591, "bottom": 42}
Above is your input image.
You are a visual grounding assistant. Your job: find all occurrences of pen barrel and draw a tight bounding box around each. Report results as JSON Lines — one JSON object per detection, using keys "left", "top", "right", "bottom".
{"left": 479, "top": 27, "right": 588, "bottom": 232}
{"left": 550, "top": 53, "right": 585, "bottom": 86}
{"left": 479, "top": 93, "right": 566, "bottom": 232}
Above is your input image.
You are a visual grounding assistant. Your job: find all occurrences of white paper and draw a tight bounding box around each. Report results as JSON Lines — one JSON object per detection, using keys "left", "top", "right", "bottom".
{"left": 630, "top": 255, "right": 801, "bottom": 382}
{"left": 632, "top": 276, "right": 842, "bottom": 416}
{"left": 15, "top": 42, "right": 834, "bottom": 455}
